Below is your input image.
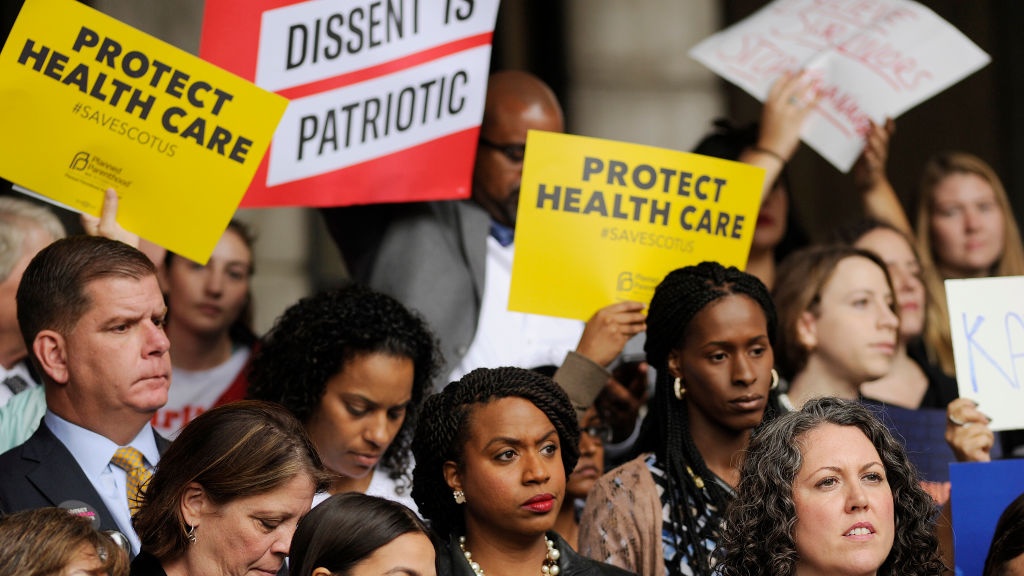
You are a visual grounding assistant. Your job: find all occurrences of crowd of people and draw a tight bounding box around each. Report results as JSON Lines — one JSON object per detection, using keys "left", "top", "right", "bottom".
{"left": 0, "top": 57, "right": 1022, "bottom": 576}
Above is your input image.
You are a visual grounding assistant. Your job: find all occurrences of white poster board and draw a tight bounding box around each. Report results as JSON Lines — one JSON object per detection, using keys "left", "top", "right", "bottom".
{"left": 946, "top": 276, "right": 1024, "bottom": 431}
{"left": 689, "top": 0, "right": 990, "bottom": 172}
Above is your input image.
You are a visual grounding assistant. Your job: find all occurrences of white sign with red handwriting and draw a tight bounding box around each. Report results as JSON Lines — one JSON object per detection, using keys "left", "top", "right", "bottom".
{"left": 689, "top": 0, "right": 989, "bottom": 172}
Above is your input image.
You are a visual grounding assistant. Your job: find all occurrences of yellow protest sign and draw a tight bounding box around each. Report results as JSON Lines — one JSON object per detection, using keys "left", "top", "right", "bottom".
{"left": 509, "top": 131, "right": 765, "bottom": 320}
{"left": 0, "top": 0, "right": 287, "bottom": 263}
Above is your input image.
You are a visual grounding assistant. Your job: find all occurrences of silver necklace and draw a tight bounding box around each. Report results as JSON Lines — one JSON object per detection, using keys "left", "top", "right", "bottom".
{"left": 458, "top": 535, "right": 561, "bottom": 576}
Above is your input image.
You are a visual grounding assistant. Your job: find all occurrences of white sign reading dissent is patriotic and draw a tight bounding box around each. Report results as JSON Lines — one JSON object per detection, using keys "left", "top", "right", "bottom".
{"left": 946, "top": 276, "right": 1024, "bottom": 432}
{"left": 256, "top": 0, "right": 499, "bottom": 92}
{"left": 689, "top": 0, "right": 989, "bottom": 173}
{"left": 268, "top": 46, "right": 489, "bottom": 186}
{"left": 201, "top": 0, "right": 500, "bottom": 207}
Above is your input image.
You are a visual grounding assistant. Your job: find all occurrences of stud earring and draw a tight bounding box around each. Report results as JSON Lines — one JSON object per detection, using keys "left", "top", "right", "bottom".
{"left": 770, "top": 368, "right": 780, "bottom": 390}
{"left": 453, "top": 490, "right": 466, "bottom": 504}
{"left": 673, "top": 377, "right": 685, "bottom": 400}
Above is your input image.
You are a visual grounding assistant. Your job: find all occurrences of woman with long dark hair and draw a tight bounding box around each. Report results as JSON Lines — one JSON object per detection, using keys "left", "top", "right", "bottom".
{"left": 290, "top": 493, "right": 434, "bottom": 576}
{"left": 578, "top": 262, "right": 779, "bottom": 575}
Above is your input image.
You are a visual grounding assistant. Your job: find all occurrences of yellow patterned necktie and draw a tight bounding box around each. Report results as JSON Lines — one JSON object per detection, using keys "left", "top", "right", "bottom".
{"left": 110, "top": 447, "right": 152, "bottom": 515}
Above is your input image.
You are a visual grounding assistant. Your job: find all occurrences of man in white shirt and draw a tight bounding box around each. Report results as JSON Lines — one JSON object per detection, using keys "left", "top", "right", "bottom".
{"left": 324, "top": 71, "right": 646, "bottom": 388}
{"left": 0, "top": 235, "right": 171, "bottom": 556}
{"left": 0, "top": 196, "right": 65, "bottom": 405}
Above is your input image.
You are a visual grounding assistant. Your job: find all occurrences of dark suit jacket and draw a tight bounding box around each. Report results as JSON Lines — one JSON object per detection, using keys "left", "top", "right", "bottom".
{"left": 322, "top": 200, "right": 489, "bottom": 383}
{"left": 0, "top": 420, "right": 171, "bottom": 534}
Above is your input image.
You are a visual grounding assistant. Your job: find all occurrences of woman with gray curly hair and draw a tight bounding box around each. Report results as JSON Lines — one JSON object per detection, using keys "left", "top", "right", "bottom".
{"left": 716, "top": 397, "right": 944, "bottom": 576}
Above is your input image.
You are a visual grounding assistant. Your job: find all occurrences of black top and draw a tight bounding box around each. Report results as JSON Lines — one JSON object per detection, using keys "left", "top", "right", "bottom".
{"left": 907, "top": 338, "right": 960, "bottom": 409}
{"left": 129, "top": 551, "right": 167, "bottom": 576}
{"left": 438, "top": 532, "right": 636, "bottom": 576}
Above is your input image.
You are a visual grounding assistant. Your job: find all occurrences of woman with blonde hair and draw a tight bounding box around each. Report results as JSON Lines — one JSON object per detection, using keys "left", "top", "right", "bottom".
{"left": 913, "top": 151, "right": 1024, "bottom": 376}
{"left": 856, "top": 142, "right": 1024, "bottom": 378}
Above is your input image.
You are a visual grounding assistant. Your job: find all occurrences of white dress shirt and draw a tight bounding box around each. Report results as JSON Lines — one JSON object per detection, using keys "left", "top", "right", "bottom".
{"left": 450, "top": 237, "right": 584, "bottom": 381}
{"left": 45, "top": 410, "right": 160, "bottom": 555}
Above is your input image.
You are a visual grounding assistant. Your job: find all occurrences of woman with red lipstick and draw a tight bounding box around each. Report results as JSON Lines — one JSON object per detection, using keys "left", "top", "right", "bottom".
{"left": 153, "top": 221, "right": 257, "bottom": 438}
{"left": 248, "top": 284, "right": 439, "bottom": 512}
{"left": 411, "top": 367, "right": 633, "bottom": 576}
{"left": 773, "top": 245, "right": 899, "bottom": 411}
{"left": 717, "top": 397, "right": 943, "bottom": 576}
{"left": 578, "top": 262, "right": 780, "bottom": 576}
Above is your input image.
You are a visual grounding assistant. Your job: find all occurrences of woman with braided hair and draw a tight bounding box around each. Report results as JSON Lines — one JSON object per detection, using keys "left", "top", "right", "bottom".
{"left": 411, "top": 366, "right": 634, "bottom": 576}
{"left": 578, "top": 262, "right": 780, "bottom": 576}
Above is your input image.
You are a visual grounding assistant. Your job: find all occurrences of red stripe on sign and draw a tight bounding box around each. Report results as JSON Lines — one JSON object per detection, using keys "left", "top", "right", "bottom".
{"left": 200, "top": 0, "right": 299, "bottom": 81}
{"left": 240, "top": 128, "right": 479, "bottom": 208}
{"left": 276, "top": 32, "right": 494, "bottom": 100}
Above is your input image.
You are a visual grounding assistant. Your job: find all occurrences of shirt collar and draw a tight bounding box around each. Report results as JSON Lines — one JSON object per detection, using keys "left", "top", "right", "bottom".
{"left": 489, "top": 220, "right": 515, "bottom": 247}
{"left": 45, "top": 410, "right": 160, "bottom": 477}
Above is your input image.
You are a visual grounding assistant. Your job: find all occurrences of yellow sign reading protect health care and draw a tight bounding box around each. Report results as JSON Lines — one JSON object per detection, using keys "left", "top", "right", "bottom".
{"left": 510, "top": 131, "right": 765, "bottom": 320}
{"left": 0, "top": 0, "right": 287, "bottom": 263}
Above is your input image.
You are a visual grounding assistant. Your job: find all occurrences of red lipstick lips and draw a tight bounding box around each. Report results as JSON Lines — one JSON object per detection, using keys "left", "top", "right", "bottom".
{"left": 522, "top": 494, "right": 556, "bottom": 513}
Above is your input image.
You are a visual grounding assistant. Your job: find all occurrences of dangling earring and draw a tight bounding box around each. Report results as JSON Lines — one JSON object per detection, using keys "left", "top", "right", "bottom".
{"left": 186, "top": 524, "right": 197, "bottom": 544}
{"left": 770, "top": 368, "right": 780, "bottom": 390}
{"left": 673, "top": 377, "right": 685, "bottom": 400}
{"left": 453, "top": 490, "right": 466, "bottom": 504}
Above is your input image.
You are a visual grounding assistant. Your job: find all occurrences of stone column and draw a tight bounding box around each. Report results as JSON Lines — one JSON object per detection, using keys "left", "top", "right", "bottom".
{"left": 565, "top": 1, "right": 725, "bottom": 151}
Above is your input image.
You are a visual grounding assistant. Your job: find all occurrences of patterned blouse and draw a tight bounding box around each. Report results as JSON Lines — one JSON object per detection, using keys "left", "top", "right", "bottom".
{"left": 578, "top": 453, "right": 735, "bottom": 576}
{"left": 648, "top": 454, "right": 734, "bottom": 575}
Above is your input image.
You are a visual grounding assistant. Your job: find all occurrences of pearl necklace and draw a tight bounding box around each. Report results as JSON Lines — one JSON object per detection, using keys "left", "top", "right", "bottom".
{"left": 458, "top": 536, "right": 561, "bottom": 576}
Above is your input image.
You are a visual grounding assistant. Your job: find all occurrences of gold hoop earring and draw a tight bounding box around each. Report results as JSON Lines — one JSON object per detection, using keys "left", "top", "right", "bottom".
{"left": 770, "top": 369, "right": 780, "bottom": 390}
{"left": 673, "top": 377, "right": 685, "bottom": 400}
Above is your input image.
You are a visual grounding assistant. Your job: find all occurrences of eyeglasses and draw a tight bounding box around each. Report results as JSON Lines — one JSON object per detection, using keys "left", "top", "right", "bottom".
{"left": 479, "top": 137, "right": 527, "bottom": 163}
{"left": 581, "top": 425, "right": 613, "bottom": 443}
